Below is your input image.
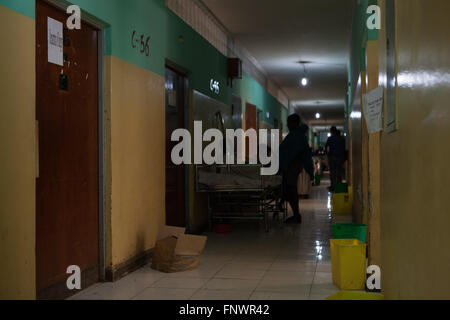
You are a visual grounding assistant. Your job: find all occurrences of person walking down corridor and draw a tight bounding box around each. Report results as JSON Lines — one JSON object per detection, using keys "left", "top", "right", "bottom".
{"left": 279, "top": 114, "right": 314, "bottom": 224}
{"left": 325, "top": 126, "right": 346, "bottom": 192}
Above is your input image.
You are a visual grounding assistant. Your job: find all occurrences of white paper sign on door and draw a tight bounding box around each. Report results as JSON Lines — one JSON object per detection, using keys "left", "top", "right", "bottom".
{"left": 48, "top": 17, "right": 63, "bottom": 66}
{"left": 363, "top": 87, "right": 384, "bottom": 134}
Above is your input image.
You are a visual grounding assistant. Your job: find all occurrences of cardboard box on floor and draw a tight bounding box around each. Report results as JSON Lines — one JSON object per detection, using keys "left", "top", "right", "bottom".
{"left": 151, "top": 226, "right": 207, "bottom": 273}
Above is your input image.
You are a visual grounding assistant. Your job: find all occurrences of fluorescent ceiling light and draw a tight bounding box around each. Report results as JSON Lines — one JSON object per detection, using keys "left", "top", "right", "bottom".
{"left": 350, "top": 111, "right": 362, "bottom": 119}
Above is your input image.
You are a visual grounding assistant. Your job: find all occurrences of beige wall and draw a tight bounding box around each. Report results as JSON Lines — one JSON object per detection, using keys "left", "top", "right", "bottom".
{"left": 379, "top": 0, "right": 450, "bottom": 299}
{"left": 0, "top": 7, "right": 36, "bottom": 300}
{"left": 109, "top": 56, "right": 166, "bottom": 266}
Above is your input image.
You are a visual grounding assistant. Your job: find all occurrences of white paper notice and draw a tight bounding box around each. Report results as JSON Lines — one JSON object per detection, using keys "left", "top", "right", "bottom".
{"left": 48, "top": 17, "right": 63, "bottom": 66}
{"left": 363, "top": 87, "right": 384, "bottom": 134}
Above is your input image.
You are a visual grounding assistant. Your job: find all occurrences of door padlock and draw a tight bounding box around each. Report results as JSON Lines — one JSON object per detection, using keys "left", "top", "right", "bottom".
{"left": 59, "top": 73, "right": 68, "bottom": 91}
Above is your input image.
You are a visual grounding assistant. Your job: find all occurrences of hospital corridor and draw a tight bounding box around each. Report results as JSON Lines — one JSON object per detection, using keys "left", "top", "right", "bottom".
{"left": 1, "top": 0, "right": 450, "bottom": 305}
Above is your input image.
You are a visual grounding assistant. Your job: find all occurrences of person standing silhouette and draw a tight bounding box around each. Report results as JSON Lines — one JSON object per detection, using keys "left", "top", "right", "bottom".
{"left": 325, "top": 126, "right": 346, "bottom": 192}
{"left": 279, "top": 114, "right": 314, "bottom": 224}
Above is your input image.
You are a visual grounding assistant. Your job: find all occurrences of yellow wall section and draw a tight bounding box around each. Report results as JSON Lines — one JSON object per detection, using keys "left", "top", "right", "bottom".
{"left": 0, "top": 6, "right": 36, "bottom": 300}
{"left": 109, "top": 56, "right": 166, "bottom": 266}
{"left": 360, "top": 71, "right": 369, "bottom": 226}
{"left": 366, "top": 39, "right": 381, "bottom": 267}
{"left": 103, "top": 56, "right": 113, "bottom": 269}
{"left": 380, "top": 0, "right": 450, "bottom": 299}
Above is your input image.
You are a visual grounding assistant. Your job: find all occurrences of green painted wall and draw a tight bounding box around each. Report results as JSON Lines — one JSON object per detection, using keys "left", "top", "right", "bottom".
{"left": 73, "top": 0, "right": 231, "bottom": 104}
{"left": 0, "top": 0, "right": 34, "bottom": 18}
{"left": 0, "top": 0, "right": 288, "bottom": 124}
{"left": 348, "top": 0, "right": 379, "bottom": 111}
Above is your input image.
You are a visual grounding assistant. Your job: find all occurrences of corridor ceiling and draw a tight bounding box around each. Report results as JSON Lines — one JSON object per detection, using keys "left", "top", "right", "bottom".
{"left": 202, "top": 0, "right": 354, "bottom": 125}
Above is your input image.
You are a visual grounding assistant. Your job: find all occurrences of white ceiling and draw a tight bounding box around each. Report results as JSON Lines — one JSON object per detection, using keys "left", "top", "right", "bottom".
{"left": 202, "top": 0, "right": 354, "bottom": 124}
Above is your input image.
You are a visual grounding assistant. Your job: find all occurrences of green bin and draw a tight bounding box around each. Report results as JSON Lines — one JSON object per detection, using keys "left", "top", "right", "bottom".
{"left": 335, "top": 182, "right": 349, "bottom": 193}
{"left": 314, "top": 174, "right": 321, "bottom": 186}
{"left": 332, "top": 223, "right": 367, "bottom": 243}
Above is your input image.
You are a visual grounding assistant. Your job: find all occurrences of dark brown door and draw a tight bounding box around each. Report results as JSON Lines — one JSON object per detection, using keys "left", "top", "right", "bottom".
{"left": 36, "top": 0, "right": 99, "bottom": 299}
{"left": 245, "top": 103, "right": 257, "bottom": 159}
{"left": 165, "top": 67, "right": 187, "bottom": 227}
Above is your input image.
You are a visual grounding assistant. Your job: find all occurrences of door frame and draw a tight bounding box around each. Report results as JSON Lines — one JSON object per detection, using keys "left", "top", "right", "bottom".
{"left": 164, "top": 60, "right": 191, "bottom": 230}
{"left": 37, "top": 0, "right": 109, "bottom": 283}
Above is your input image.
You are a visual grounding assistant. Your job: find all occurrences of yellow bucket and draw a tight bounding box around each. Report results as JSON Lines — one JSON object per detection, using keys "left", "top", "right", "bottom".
{"left": 330, "top": 239, "right": 366, "bottom": 290}
{"left": 332, "top": 187, "right": 353, "bottom": 215}
{"left": 326, "top": 291, "right": 384, "bottom": 300}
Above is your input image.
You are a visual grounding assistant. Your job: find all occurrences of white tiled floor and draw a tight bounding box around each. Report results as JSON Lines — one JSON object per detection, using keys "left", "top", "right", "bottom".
{"left": 70, "top": 179, "right": 349, "bottom": 300}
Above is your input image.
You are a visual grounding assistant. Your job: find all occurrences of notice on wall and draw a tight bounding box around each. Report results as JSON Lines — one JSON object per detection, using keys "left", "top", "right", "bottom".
{"left": 363, "top": 87, "right": 384, "bottom": 134}
{"left": 48, "top": 17, "right": 63, "bottom": 66}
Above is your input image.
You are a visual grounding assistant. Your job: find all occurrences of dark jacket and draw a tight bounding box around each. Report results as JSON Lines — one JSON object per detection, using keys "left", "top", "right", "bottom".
{"left": 326, "top": 135, "right": 346, "bottom": 159}
{"left": 279, "top": 124, "right": 314, "bottom": 184}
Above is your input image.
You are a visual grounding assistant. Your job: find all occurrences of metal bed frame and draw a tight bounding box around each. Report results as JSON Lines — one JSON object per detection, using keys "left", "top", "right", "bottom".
{"left": 195, "top": 164, "right": 287, "bottom": 232}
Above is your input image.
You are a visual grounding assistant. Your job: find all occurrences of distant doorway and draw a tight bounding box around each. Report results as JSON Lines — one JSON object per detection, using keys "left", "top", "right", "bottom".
{"left": 231, "top": 95, "right": 242, "bottom": 129}
{"left": 165, "top": 67, "right": 188, "bottom": 227}
{"left": 245, "top": 103, "right": 258, "bottom": 159}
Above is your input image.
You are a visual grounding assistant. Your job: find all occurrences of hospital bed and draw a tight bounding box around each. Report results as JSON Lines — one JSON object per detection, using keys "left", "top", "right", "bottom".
{"left": 195, "top": 164, "right": 287, "bottom": 232}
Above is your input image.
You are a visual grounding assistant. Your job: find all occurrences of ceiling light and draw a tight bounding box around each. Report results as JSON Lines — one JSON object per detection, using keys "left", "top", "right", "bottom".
{"left": 350, "top": 111, "right": 362, "bottom": 119}
{"left": 315, "top": 113, "right": 321, "bottom": 119}
{"left": 300, "top": 62, "right": 309, "bottom": 87}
